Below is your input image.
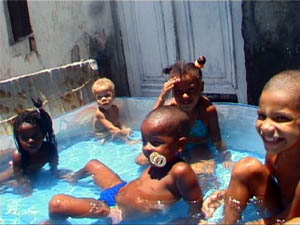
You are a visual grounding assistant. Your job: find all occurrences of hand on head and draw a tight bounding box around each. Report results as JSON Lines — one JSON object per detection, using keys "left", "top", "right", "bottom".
{"left": 159, "top": 77, "right": 180, "bottom": 101}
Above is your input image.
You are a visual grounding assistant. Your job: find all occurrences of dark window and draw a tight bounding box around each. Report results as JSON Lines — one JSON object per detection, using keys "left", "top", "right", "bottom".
{"left": 7, "top": 0, "right": 32, "bottom": 42}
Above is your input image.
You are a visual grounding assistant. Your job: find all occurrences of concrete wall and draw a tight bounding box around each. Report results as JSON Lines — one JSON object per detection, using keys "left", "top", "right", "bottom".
{"left": 3, "top": 1, "right": 300, "bottom": 107}
{"left": 242, "top": 1, "right": 300, "bottom": 105}
{"left": 0, "top": 1, "right": 129, "bottom": 96}
{"left": 0, "top": 59, "right": 99, "bottom": 135}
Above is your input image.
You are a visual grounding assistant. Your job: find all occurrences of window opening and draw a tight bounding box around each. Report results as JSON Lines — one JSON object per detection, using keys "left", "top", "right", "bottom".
{"left": 7, "top": 0, "right": 32, "bottom": 43}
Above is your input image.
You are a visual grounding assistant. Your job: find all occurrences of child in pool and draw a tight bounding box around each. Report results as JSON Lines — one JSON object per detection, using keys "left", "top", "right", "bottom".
{"left": 0, "top": 98, "right": 62, "bottom": 195}
{"left": 43, "top": 106, "right": 204, "bottom": 224}
{"left": 136, "top": 56, "right": 231, "bottom": 173}
{"left": 92, "top": 77, "right": 131, "bottom": 144}
{"left": 202, "top": 70, "right": 300, "bottom": 224}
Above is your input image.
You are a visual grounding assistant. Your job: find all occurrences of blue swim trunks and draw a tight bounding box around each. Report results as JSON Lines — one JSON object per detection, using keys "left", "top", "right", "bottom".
{"left": 99, "top": 182, "right": 127, "bottom": 207}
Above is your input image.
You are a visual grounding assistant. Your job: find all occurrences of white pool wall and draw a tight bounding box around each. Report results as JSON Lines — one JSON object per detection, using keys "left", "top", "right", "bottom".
{"left": 0, "top": 97, "right": 265, "bottom": 159}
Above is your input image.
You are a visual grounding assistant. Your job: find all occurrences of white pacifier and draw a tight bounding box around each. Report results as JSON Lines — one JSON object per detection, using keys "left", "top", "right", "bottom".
{"left": 149, "top": 152, "right": 167, "bottom": 167}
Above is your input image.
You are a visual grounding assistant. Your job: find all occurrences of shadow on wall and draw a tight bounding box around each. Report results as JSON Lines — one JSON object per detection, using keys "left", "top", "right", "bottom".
{"left": 0, "top": 59, "right": 100, "bottom": 135}
{"left": 243, "top": 1, "right": 300, "bottom": 105}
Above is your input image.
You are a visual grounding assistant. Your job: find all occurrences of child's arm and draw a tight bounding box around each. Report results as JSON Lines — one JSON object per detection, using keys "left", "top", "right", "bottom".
{"left": 286, "top": 180, "right": 300, "bottom": 220}
{"left": 49, "top": 143, "right": 61, "bottom": 177}
{"left": 95, "top": 108, "right": 130, "bottom": 136}
{"left": 153, "top": 77, "right": 179, "bottom": 110}
{"left": 264, "top": 180, "right": 300, "bottom": 223}
{"left": 173, "top": 162, "right": 204, "bottom": 220}
{"left": 12, "top": 151, "right": 32, "bottom": 195}
{"left": 48, "top": 143, "right": 73, "bottom": 179}
{"left": 207, "top": 105, "right": 231, "bottom": 161}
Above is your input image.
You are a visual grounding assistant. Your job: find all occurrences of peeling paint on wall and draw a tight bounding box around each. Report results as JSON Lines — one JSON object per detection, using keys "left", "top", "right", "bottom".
{"left": 0, "top": 59, "right": 99, "bottom": 135}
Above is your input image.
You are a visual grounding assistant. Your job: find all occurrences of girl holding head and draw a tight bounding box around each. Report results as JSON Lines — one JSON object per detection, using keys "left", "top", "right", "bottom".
{"left": 136, "top": 56, "right": 232, "bottom": 174}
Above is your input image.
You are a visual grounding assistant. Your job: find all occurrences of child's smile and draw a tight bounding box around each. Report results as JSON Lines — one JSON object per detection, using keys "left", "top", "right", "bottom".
{"left": 256, "top": 89, "right": 300, "bottom": 155}
{"left": 173, "top": 77, "right": 202, "bottom": 112}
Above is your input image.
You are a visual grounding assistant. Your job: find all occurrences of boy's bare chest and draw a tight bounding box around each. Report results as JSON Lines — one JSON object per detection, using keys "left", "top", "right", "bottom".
{"left": 102, "top": 107, "right": 120, "bottom": 126}
{"left": 130, "top": 170, "right": 180, "bottom": 200}
{"left": 104, "top": 110, "right": 118, "bottom": 122}
{"left": 272, "top": 155, "right": 300, "bottom": 203}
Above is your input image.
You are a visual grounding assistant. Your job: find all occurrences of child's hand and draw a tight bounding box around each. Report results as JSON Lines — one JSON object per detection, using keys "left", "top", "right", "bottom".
{"left": 160, "top": 77, "right": 180, "bottom": 101}
{"left": 202, "top": 190, "right": 226, "bottom": 218}
{"left": 121, "top": 128, "right": 131, "bottom": 136}
{"left": 16, "top": 176, "right": 32, "bottom": 196}
{"left": 108, "top": 207, "right": 123, "bottom": 224}
{"left": 63, "top": 173, "right": 79, "bottom": 184}
{"left": 223, "top": 160, "right": 236, "bottom": 169}
{"left": 17, "top": 183, "right": 32, "bottom": 196}
{"left": 54, "top": 169, "right": 74, "bottom": 180}
{"left": 113, "top": 128, "right": 131, "bottom": 137}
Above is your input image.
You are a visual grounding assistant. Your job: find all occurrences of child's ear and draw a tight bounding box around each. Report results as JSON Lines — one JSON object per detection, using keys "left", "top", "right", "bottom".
{"left": 177, "top": 137, "right": 188, "bottom": 153}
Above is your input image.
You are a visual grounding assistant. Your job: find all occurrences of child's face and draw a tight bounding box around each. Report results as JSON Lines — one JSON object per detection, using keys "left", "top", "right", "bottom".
{"left": 141, "top": 118, "right": 185, "bottom": 167}
{"left": 94, "top": 85, "right": 114, "bottom": 110}
{"left": 18, "top": 122, "right": 44, "bottom": 153}
{"left": 173, "top": 76, "right": 203, "bottom": 112}
{"left": 256, "top": 89, "right": 300, "bottom": 155}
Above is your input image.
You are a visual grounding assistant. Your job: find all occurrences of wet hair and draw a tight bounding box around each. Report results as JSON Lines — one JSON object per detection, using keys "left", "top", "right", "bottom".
{"left": 263, "top": 70, "right": 300, "bottom": 108}
{"left": 143, "top": 105, "right": 191, "bottom": 138}
{"left": 92, "top": 77, "right": 115, "bottom": 97}
{"left": 162, "top": 56, "right": 206, "bottom": 81}
{"left": 13, "top": 98, "right": 57, "bottom": 170}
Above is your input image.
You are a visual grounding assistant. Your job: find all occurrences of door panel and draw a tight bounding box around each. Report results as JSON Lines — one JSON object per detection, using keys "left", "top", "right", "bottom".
{"left": 117, "top": 0, "right": 246, "bottom": 102}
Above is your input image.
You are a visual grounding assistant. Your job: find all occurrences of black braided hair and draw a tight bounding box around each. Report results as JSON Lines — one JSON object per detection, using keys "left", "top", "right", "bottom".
{"left": 162, "top": 56, "right": 206, "bottom": 80}
{"left": 13, "top": 98, "right": 57, "bottom": 170}
{"left": 195, "top": 56, "right": 206, "bottom": 66}
{"left": 162, "top": 66, "right": 172, "bottom": 74}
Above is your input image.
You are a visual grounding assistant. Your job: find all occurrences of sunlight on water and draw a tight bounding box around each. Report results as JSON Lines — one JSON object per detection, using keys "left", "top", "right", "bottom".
{"left": 1, "top": 130, "right": 264, "bottom": 224}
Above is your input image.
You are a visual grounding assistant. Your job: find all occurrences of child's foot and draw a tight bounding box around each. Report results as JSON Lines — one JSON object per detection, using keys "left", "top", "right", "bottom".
{"left": 202, "top": 190, "right": 226, "bottom": 218}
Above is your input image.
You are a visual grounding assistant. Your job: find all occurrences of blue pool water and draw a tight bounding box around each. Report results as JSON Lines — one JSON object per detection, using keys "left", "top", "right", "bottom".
{"left": 1, "top": 131, "right": 264, "bottom": 224}
{"left": 0, "top": 99, "right": 266, "bottom": 224}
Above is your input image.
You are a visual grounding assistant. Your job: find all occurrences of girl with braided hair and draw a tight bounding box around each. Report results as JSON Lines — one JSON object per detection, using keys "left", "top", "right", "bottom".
{"left": 0, "top": 98, "right": 60, "bottom": 195}
{"left": 136, "top": 57, "right": 232, "bottom": 175}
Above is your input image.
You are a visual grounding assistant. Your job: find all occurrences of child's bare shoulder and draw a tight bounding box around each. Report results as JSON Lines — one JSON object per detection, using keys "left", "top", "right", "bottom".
{"left": 12, "top": 151, "right": 21, "bottom": 165}
{"left": 198, "top": 96, "right": 216, "bottom": 113}
{"left": 95, "top": 107, "right": 105, "bottom": 119}
{"left": 171, "top": 161, "right": 195, "bottom": 176}
{"left": 111, "top": 104, "right": 120, "bottom": 112}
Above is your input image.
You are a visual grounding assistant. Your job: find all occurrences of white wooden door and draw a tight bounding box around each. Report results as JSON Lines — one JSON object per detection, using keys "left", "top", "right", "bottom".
{"left": 117, "top": 1, "right": 247, "bottom": 103}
